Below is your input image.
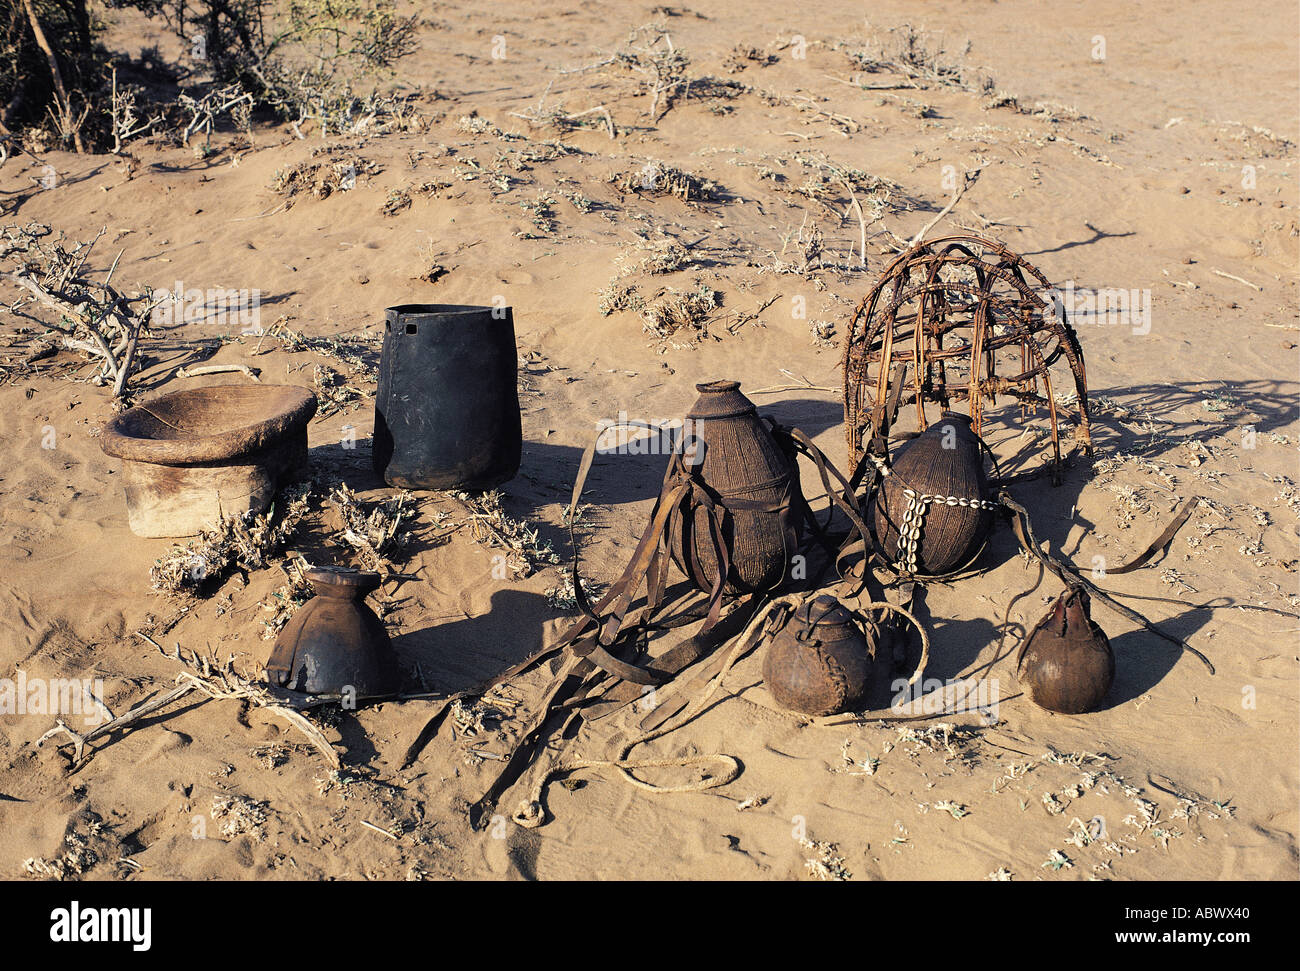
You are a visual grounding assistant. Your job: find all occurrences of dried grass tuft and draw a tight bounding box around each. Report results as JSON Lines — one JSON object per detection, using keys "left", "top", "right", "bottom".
{"left": 326, "top": 483, "right": 414, "bottom": 577}
{"left": 597, "top": 281, "right": 645, "bottom": 316}
{"left": 271, "top": 154, "right": 380, "bottom": 203}
{"left": 641, "top": 283, "right": 719, "bottom": 338}
{"left": 150, "top": 483, "right": 315, "bottom": 593}
{"left": 449, "top": 489, "right": 560, "bottom": 579}
{"left": 313, "top": 363, "right": 366, "bottom": 417}
{"left": 211, "top": 795, "right": 270, "bottom": 840}
{"left": 611, "top": 160, "right": 719, "bottom": 202}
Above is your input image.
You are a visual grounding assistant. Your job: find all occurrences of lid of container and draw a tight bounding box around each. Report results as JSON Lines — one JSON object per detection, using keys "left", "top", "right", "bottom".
{"left": 794, "top": 594, "right": 855, "bottom": 630}
{"left": 686, "top": 380, "right": 757, "bottom": 420}
{"left": 938, "top": 410, "right": 974, "bottom": 425}
{"left": 305, "top": 565, "right": 382, "bottom": 597}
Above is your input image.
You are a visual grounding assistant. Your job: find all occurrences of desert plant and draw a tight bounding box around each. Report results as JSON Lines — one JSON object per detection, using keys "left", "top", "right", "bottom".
{"left": 845, "top": 23, "right": 990, "bottom": 93}
{"left": 94, "top": 1, "right": 420, "bottom": 142}
{"left": 1, "top": 222, "right": 168, "bottom": 397}
{"left": 150, "top": 481, "right": 315, "bottom": 592}
{"left": 610, "top": 22, "right": 689, "bottom": 121}
{"left": 611, "top": 159, "right": 718, "bottom": 202}
{"left": 641, "top": 283, "right": 718, "bottom": 338}
{"left": 3, "top": 0, "right": 420, "bottom": 150}
{"left": 114, "top": 0, "right": 419, "bottom": 130}
{"left": 2, "top": 0, "right": 99, "bottom": 149}
{"left": 563, "top": 22, "right": 689, "bottom": 123}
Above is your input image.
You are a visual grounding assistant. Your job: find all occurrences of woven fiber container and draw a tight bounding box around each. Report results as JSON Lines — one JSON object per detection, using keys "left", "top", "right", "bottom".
{"left": 373, "top": 304, "right": 522, "bottom": 491}
{"left": 99, "top": 384, "right": 316, "bottom": 538}
{"left": 667, "top": 380, "right": 798, "bottom": 595}
{"left": 873, "top": 412, "right": 994, "bottom": 575}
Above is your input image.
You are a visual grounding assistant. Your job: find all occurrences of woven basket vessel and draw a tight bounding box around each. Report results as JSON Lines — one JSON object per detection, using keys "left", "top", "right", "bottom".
{"left": 841, "top": 234, "right": 1093, "bottom": 483}
{"left": 873, "top": 412, "right": 993, "bottom": 575}
{"left": 667, "top": 381, "right": 797, "bottom": 595}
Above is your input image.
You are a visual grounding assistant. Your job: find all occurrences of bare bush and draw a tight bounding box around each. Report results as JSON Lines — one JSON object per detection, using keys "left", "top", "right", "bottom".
{"left": 2, "top": 0, "right": 99, "bottom": 150}
{"left": 845, "top": 24, "right": 991, "bottom": 93}
{"left": 641, "top": 283, "right": 719, "bottom": 339}
{"left": 611, "top": 159, "right": 719, "bottom": 202}
{"left": 1, "top": 222, "right": 167, "bottom": 397}
{"left": 150, "top": 482, "right": 315, "bottom": 593}
{"left": 4, "top": 1, "right": 422, "bottom": 150}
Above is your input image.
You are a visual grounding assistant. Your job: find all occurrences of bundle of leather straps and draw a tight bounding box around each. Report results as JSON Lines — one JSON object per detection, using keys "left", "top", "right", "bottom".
{"left": 398, "top": 400, "right": 876, "bottom": 828}
{"left": 553, "top": 414, "right": 873, "bottom": 690}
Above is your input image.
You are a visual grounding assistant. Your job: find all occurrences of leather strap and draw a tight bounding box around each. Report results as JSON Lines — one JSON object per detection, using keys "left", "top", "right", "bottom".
{"left": 999, "top": 491, "right": 1215, "bottom": 675}
{"left": 777, "top": 425, "right": 873, "bottom": 585}
{"left": 1106, "top": 496, "right": 1199, "bottom": 575}
{"left": 554, "top": 425, "right": 736, "bottom": 686}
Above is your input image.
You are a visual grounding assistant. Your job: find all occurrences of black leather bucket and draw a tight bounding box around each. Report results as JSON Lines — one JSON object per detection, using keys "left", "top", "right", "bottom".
{"left": 373, "top": 304, "right": 522, "bottom": 490}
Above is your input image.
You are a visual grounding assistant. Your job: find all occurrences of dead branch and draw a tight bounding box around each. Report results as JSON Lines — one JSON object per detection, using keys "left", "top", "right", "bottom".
{"left": 2, "top": 226, "right": 163, "bottom": 396}
{"left": 20, "top": 0, "right": 84, "bottom": 153}
{"left": 39, "top": 636, "right": 345, "bottom": 773}
{"left": 909, "top": 168, "right": 980, "bottom": 248}
{"left": 175, "top": 363, "right": 262, "bottom": 381}
{"left": 38, "top": 682, "right": 199, "bottom": 770}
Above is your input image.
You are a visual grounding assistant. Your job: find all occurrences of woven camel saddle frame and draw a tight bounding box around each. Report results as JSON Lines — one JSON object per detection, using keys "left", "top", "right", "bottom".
{"left": 842, "top": 234, "right": 1094, "bottom": 485}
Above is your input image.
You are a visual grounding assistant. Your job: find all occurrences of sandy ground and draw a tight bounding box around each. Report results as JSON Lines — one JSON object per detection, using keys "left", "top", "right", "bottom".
{"left": 1, "top": 0, "right": 1297, "bottom": 880}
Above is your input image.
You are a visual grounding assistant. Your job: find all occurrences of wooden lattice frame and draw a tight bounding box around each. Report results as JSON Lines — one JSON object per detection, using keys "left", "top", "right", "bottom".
{"left": 842, "top": 234, "right": 1093, "bottom": 481}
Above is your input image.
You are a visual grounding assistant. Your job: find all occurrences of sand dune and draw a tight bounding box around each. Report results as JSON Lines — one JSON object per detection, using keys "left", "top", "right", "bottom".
{"left": 1, "top": 0, "right": 1296, "bottom": 881}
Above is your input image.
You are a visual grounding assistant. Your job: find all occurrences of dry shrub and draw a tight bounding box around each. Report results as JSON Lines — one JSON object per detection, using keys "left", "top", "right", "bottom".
{"left": 1, "top": 222, "right": 167, "bottom": 398}
{"left": 326, "top": 483, "right": 413, "bottom": 577}
{"left": 380, "top": 187, "right": 412, "bottom": 216}
{"left": 257, "top": 555, "right": 315, "bottom": 640}
{"left": 845, "top": 23, "right": 990, "bottom": 94}
{"left": 1, "top": 0, "right": 99, "bottom": 150}
{"left": 722, "top": 46, "right": 777, "bottom": 73}
{"left": 611, "top": 160, "right": 719, "bottom": 202}
{"left": 150, "top": 483, "right": 315, "bottom": 593}
{"left": 452, "top": 489, "right": 560, "bottom": 579}
{"left": 255, "top": 318, "right": 379, "bottom": 380}
{"left": 312, "top": 363, "right": 366, "bottom": 417}
{"left": 634, "top": 238, "right": 692, "bottom": 274}
{"left": 641, "top": 283, "right": 718, "bottom": 338}
{"left": 605, "top": 22, "right": 691, "bottom": 121}
{"left": 270, "top": 152, "right": 381, "bottom": 203}
{"left": 597, "top": 281, "right": 644, "bottom": 316}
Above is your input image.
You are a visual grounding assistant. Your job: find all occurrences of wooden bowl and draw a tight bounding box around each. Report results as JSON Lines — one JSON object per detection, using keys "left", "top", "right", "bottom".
{"left": 100, "top": 384, "right": 317, "bottom": 537}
